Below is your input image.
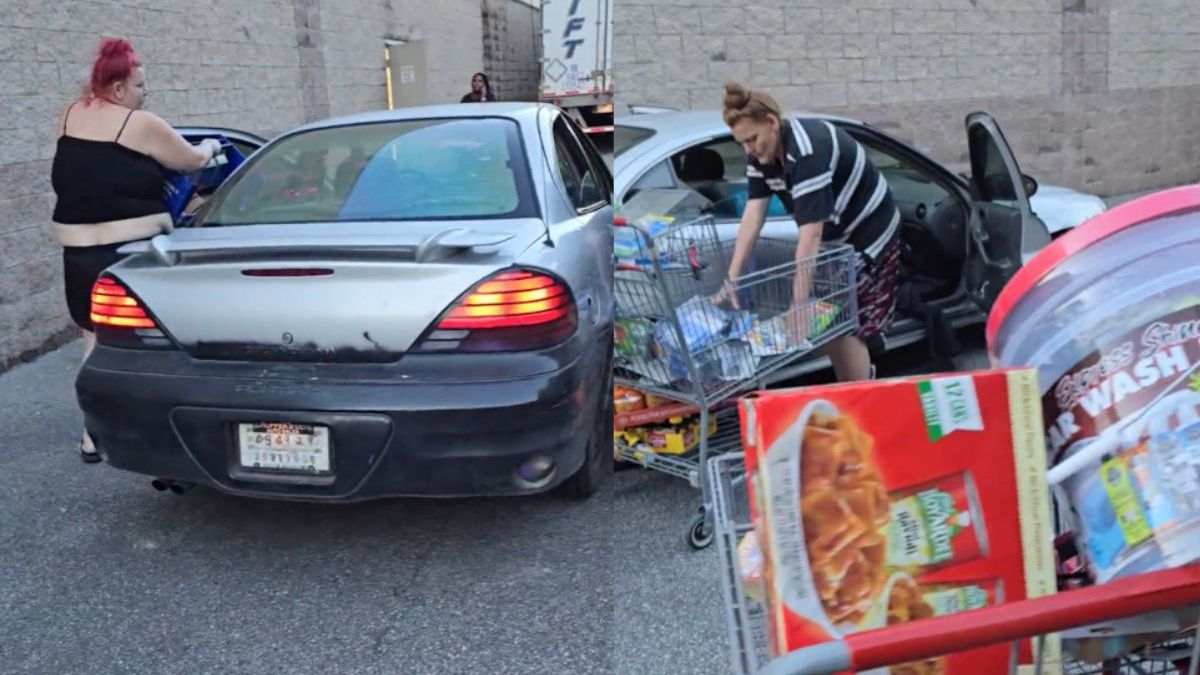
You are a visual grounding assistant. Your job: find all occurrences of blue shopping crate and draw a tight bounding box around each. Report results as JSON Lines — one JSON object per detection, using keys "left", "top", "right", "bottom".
{"left": 162, "top": 137, "right": 246, "bottom": 224}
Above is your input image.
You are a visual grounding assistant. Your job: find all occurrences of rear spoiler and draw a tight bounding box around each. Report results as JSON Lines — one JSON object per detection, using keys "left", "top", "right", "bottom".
{"left": 118, "top": 225, "right": 516, "bottom": 266}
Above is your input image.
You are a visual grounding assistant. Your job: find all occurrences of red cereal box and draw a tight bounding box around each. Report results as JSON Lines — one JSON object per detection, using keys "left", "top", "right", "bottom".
{"left": 739, "top": 369, "right": 1058, "bottom": 674}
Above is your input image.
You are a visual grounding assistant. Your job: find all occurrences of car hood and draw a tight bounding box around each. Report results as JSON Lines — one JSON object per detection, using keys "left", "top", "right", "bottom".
{"left": 1030, "top": 185, "right": 1107, "bottom": 234}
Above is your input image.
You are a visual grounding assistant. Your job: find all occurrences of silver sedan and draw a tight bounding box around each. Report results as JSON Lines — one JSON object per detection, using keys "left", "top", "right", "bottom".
{"left": 77, "top": 103, "right": 615, "bottom": 502}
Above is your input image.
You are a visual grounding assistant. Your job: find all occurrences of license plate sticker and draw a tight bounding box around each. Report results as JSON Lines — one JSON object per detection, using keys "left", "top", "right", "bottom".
{"left": 237, "top": 422, "right": 331, "bottom": 473}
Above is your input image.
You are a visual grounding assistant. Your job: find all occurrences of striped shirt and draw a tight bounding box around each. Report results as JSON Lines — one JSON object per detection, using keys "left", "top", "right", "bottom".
{"left": 746, "top": 117, "right": 900, "bottom": 262}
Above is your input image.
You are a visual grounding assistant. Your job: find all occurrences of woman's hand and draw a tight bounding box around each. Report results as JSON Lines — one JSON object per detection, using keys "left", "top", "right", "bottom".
{"left": 780, "top": 302, "right": 814, "bottom": 344}
{"left": 198, "top": 138, "right": 222, "bottom": 162}
{"left": 711, "top": 276, "right": 740, "bottom": 309}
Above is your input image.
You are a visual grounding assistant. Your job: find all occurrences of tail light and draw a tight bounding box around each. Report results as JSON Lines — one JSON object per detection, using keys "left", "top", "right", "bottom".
{"left": 90, "top": 276, "right": 173, "bottom": 349}
{"left": 416, "top": 269, "right": 577, "bottom": 353}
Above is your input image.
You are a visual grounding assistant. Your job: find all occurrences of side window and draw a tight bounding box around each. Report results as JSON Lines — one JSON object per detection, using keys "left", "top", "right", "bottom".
{"left": 563, "top": 117, "right": 612, "bottom": 201}
{"left": 855, "top": 136, "right": 953, "bottom": 208}
{"left": 628, "top": 159, "right": 676, "bottom": 197}
{"left": 667, "top": 137, "right": 789, "bottom": 219}
{"left": 553, "top": 130, "right": 584, "bottom": 207}
{"left": 552, "top": 117, "right": 605, "bottom": 211}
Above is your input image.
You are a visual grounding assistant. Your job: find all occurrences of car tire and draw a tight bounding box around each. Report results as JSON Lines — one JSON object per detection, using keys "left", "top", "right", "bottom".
{"left": 558, "top": 346, "right": 613, "bottom": 500}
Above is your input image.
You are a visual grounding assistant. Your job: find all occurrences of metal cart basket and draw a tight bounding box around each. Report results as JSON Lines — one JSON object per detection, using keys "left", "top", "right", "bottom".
{"left": 612, "top": 189, "right": 859, "bottom": 549}
{"left": 707, "top": 452, "right": 1200, "bottom": 675}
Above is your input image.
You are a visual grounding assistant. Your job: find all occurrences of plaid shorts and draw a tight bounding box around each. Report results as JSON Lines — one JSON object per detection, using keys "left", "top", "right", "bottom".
{"left": 853, "top": 234, "right": 902, "bottom": 340}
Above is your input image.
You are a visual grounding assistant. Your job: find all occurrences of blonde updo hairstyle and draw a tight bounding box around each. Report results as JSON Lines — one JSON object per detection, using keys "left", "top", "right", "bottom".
{"left": 722, "top": 82, "right": 782, "bottom": 128}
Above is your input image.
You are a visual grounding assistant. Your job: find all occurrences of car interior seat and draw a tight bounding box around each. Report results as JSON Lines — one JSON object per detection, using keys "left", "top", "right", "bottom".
{"left": 674, "top": 148, "right": 739, "bottom": 216}
{"left": 898, "top": 199, "right": 967, "bottom": 301}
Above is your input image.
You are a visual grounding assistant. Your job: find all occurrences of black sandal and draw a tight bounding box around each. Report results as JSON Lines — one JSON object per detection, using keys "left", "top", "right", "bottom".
{"left": 80, "top": 440, "right": 101, "bottom": 464}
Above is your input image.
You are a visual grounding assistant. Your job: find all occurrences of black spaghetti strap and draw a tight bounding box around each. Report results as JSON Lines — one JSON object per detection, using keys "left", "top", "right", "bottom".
{"left": 61, "top": 101, "right": 78, "bottom": 134}
{"left": 115, "top": 109, "right": 135, "bottom": 141}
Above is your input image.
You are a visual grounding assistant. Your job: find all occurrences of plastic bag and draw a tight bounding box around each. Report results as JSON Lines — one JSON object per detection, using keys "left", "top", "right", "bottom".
{"left": 652, "top": 296, "right": 730, "bottom": 385}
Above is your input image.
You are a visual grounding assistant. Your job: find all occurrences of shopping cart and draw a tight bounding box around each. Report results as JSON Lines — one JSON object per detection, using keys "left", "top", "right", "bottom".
{"left": 612, "top": 189, "right": 859, "bottom": 549}
{"left": 707, "top": 452, "right": 1200, "bottom": 675}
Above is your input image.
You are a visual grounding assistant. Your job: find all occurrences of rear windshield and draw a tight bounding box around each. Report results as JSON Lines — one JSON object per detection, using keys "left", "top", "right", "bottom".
{"left": 614, "top": 125, "right": 655, "bottom": 158}
{"left": 199, "top": 117, "right": 536, "bottom": 225}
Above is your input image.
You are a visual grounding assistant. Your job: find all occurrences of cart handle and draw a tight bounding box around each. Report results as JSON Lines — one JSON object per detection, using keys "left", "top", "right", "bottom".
{"left": 758, "top": 564, "right": 1200, "bottom": 675}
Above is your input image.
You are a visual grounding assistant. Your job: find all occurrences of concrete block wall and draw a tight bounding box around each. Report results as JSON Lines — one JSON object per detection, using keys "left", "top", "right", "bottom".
{"left": 617, "top": 0, "right": 1200, "bottom": 199}
{"left": 0, "top": 0, "right": 538, "bottom": 371}
{"left": 482, "top": 0, "right": 543, "bottom": 101}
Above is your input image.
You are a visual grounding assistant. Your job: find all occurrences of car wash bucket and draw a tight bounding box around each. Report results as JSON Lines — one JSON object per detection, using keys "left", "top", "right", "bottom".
{"left": 986, "top": 185, "right": 1200, "bottom": 583}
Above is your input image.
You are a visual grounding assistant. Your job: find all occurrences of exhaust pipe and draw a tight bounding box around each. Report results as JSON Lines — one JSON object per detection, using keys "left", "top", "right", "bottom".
{"left": 168, "top": 481, "right": 195, "bottom": 495}
{"left": 150, "top": 478, "right": 196, "bottom": 495}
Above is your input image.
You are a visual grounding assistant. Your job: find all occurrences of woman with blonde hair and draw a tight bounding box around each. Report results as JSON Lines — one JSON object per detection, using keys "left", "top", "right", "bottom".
{"left": 714, "top": 82, "right": 902, "bottom": 382}
{"left": 51, "top": 37, "right": 222, "bottom": 462}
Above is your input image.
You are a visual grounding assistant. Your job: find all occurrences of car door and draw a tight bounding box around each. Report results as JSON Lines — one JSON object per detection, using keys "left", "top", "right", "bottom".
{"left": 173, "top": 127, "right": 268, "bottom": 222}
{"left": 546, "top": 112, "right": 614, "bottom": 344}
{"left": 176, "top": 126, "right": 267, "bottom": 160}
{"left": 963, "top": 112, "right": 1050, "bottom": 312}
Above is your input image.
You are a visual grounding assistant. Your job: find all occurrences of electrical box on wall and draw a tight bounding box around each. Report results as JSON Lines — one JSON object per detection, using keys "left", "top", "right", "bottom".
{"left": 386, "top": 40, "right": 429, "bottom": 109}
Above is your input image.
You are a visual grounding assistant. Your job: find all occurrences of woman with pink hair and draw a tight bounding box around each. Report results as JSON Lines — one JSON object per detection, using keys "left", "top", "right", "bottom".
{"left": 51, "top": 37, "right": 221, "bottom": 463}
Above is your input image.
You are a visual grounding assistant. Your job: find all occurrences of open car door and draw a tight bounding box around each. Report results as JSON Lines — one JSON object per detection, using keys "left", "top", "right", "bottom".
{"left": 176, "top": 126, "right": 267, "bottom": 160}
{"left": 963, "top": 112, "right": 1050, "bottom": 312}
{"left": 171, "top": 127, "right": 268, "bottom": 224}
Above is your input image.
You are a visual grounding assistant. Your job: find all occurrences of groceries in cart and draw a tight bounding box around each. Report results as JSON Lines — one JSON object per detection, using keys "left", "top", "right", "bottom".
{"left": 736, "top": 369, "right": 1058, "bottom": 674}
{"left": 617, "top": 294, "right": 843, "bottom": 392}
{"left": 614, "top": 385, "right": 718, "bottom": 457}
{"left": 614, "top": 214, "right": 680, "bottom": 271}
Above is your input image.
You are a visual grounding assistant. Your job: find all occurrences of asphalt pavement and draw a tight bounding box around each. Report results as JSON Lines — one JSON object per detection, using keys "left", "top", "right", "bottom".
{"left": 0, "top": 332, "right": 986, "bottom": 675}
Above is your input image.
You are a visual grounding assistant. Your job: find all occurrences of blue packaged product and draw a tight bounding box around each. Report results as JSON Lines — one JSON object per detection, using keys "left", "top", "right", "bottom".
{"left": 652, "top": 296, "right": 730, "bottom": 385}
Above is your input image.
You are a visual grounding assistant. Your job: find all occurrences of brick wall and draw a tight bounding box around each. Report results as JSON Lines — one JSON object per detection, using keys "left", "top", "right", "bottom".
{"left": 617, "top": 0, "right": 1200, "bottom": 198}
{"left": 0, "top": 0, "right": 538, "bottom": 371}
{"left": 482, "top": 0, "right": 543, "bottom": 101}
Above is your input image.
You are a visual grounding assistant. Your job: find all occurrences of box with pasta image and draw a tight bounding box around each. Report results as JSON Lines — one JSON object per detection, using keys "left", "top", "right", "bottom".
{"left": 739, "top": 369, "right": 1059, "bottom": 674}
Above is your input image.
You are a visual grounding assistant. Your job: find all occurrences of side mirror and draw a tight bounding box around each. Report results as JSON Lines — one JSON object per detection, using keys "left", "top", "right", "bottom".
{"left": 1021, "top": 173, "right": 1039, "bottom": 198}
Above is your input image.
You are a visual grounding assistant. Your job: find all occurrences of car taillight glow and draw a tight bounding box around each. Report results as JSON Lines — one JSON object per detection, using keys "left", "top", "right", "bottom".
{"left": 90, "top": 277, "right": 156, "bottom": 329}
{"left": 437, "top": 272, "right": 573, "bottom": 331}
{"left": 418, "top": 269, "right": 578, "bottom": 352}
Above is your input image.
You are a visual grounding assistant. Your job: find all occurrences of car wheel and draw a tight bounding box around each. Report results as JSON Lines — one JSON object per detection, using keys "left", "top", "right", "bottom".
{"left": 558, "top": 347, "right": 613, "bottom": 500}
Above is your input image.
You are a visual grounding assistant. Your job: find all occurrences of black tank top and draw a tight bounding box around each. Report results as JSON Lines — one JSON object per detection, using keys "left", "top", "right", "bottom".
{"left": 51, "top": 103, "right": 167, "bottom": 225}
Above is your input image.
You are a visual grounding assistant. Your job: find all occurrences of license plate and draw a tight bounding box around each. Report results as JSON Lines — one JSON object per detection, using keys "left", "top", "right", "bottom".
{"left": 237, "top": 422, "right": 330, "bottom": 473}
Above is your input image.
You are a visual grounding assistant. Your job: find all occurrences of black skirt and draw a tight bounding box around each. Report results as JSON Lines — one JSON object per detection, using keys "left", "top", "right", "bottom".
{"left": 62, "top": 242, "right": 130, "bottom": 331}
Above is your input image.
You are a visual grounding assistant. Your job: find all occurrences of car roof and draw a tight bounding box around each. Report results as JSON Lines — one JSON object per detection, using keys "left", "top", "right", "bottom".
{"left": 288, "top": 102, "right": 554, "bottom": 135}
{"left": 617, "top": 108, "right": 864, "bottom": 133}
{"left": 615, "top": 108, "right": 866, "bottom": 175}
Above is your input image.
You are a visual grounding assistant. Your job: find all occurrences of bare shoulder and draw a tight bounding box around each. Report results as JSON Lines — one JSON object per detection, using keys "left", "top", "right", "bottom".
{"left": 123, "top": 109, "right": 182, "bottom": 152}
{"left": 56, "top": 99, "right": 82, "bottom": 136}
{"left": 128, "top": 109, "right": 173, "bottom": 135}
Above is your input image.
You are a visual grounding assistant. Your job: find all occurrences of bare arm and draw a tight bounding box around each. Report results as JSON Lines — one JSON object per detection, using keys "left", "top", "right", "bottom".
{"left": 793, "top": 220, "right": 823, "bottom": 304}
{"left": 139, "top": 112, "right": 218, "bottom": 172}
{"left": 727, "top": 196, "right": 770, "bottom": 281}
{"left": 714, "top": 197, "right": 770, "bottom": 309}
{"left": 782, "top": 220, "right": 824, "bottom": 340}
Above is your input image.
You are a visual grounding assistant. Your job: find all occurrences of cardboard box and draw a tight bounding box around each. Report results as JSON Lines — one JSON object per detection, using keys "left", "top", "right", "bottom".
{"left": 739, "top": 369, "right": 1059, "bottom": 674}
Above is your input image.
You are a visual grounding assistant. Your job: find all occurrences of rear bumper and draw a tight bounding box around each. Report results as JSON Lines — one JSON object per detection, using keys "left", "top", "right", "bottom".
{"left": 76, "top": 347, "right": 603, "bottom": 502}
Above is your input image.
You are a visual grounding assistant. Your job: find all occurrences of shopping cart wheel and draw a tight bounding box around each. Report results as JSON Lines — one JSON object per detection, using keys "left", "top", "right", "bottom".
{"left": 686, "top": 509, "right": 714, "bottom": 550}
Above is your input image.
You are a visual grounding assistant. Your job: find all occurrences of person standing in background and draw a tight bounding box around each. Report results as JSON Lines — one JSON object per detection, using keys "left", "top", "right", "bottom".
{"left": 460, "top": 72, "right": 497, "bottom": 102}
